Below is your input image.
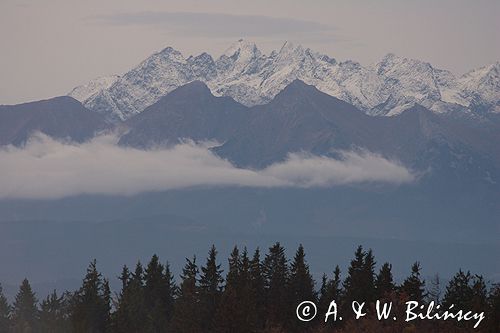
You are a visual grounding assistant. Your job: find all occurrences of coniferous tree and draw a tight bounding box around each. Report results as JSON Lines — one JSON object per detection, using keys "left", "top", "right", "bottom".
{"left": 263, "top": 242, "right": 289, "bottom": 328}
{"left": 11, "top": 278, "right": 38, "bottom": 333}
{"left": 163, "top": 263, "right": 177, "bottom": 320}
{"left": 331, "top": 266, "right": 342, "bottom": 299}
{"left": 442, "top": 271, "right": 488, "bottom": 329}
{"left": 319, "top": 266, "right": 342, "bottom": 307}
{"left": 102, "top": 279, "right": 111, "bottom": 328}
{"left": 226, "top": 246, "right": 241, "bottom": 287}
{"left": 214, "top": 246, "right": 242, "bottom": 333}
{"left": 215, "top": 246, "right": 258, "bottom": 333}
{"left": 289, "top": 244, "right": 315, "bottom": 330}
{"left": 401, "top": 262, "right": 426, "bottom": 302}
{"left": 470, "top": 275, "right": 488, "bottom": 312}
{"left": 319, "top": 273, "right": 329, "bottom": 315}
{"left": 70, "top": 260, "right": 110, "bottom": 333}
{"left": 0, "top": 283, "right": 11, "bottom": 332}
{"left": 249, "top": 248, "right": 266, "bottom": 330}
{"left": 113, "top": 262, "right": 146, "bottom": 333}
{"left": 343, "top": 246, "right": 377, "bottom": 319}
{"left": 486, "top": 284, "right": 500, "bottom": 333}
{"left": 442, "top": 270, "right": 473, "bottom": 309}
{"left": 39, "top": 290, "right": 68, "bottom": 333}
{"left": 427, "top": 273, "right": 442, "bottom": 303}
{"left": 118, "top": 265, "right": 130, "bottom": 295}
{"left": 289, "top": 245, "right": 315, "bottom": 304}
{"left": 238, "top": 248, "right": 260, "bottom": 331}
{"left": 113, "top": 265, "right": 131, "bottom": 325}
{"left": 343, "top": 246, "right": 365, "bottom": 304}
{"left": 198, "top": 245, "right": 224, "bottom": 332}
{"left": 363, "top": 249, "right": 377, "bottom": 303}
{"left": 375, "top": 263, "right": 395, "bottom": 299}
{"left": 318, "top": 266, "right": 342, "bottom": 326}
{"left": 143, "top": 255, "right": 176, "bottom": 332}
{"left": 171, "top": 256, "right": 202, "bottom": 333}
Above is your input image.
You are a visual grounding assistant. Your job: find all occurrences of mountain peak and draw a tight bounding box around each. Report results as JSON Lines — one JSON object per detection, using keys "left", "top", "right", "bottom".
{"left": 169, "top": 80, "right": 212, "bottom": 96}
{"left": 377, "top": 53, "right": 404, "bottom": 71}
{"left": 192, "top": 52, "right": 213, "bottom": 61}
{"left": 223, "top": 39, "right": 260, "bottom": 58}
{"left": 0, "top": 96, "right": 108, "bottom": 146}
{"left": 467, "top": 61, "right": 500, "bottom": 78}
{"left": 271, "top": 79, "right": 318, "bottom": 104}
{"left": 381, "top": 53, "right": 398, "bottom": 61}
{"left": 69, "top": 75, "right": 119, "bottom": 102}
{"left": 154, "top": 46, "right": 185, "bottom": 62}
{"left": 377, "top": 53, "right": 433, "bottom": 71}
{"left": 159, "top": 46, "right": 176, "bottom": 54}
{"left": 3, "top": 95, "right": 83, "bottom": 109}
{"left": 285, "top": 79, "right": 311, "bottom": 89}
{"left": 73, "top": 40, "right": 500, "bottom": 120}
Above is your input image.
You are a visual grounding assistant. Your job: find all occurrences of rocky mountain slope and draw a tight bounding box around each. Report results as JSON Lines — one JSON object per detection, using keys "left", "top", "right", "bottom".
{"left": 118, "top": 81, "right": 249, "bottom": 147}
{"left": 0, "top": 96, "right": 109, "bottom": 146}
{"left": 69, "top": 40, "right": 500, "bottom": 121}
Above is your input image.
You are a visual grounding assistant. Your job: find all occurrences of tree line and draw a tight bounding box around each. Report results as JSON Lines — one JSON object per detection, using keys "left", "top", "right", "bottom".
{"left": 0, "top": 243, "right": 499, "bottom": 332}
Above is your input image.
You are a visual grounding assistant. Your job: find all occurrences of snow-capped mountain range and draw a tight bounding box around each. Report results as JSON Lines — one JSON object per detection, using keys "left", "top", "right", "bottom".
{"left": 69, "top": 39, "right": 500, "bottom": 121}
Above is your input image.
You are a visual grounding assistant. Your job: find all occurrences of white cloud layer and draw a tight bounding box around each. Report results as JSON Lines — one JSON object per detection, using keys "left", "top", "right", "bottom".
{"left": 0, "top": 134, "right": 415, "bottom": 199}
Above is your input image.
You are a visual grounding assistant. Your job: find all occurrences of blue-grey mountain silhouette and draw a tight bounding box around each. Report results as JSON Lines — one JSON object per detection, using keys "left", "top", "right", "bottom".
{"left": 0, "top": 96, "right": 109, "bottom": 146}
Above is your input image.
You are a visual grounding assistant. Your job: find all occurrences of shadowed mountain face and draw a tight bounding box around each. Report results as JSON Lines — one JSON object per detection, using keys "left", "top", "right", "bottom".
{"left": 0, "top": 96, "right": 109, "bottom": 146}
{"left": 215, "top": 79, "right": 382, "bottom": 167}
{"left": 112, "top": 79, "right": 500, "bottom": 193}
{"left": 118, "top": 81, "right": 250, "bottom": 147}
{"left": 215, "top": 81, "right": 500, "bottom": 187}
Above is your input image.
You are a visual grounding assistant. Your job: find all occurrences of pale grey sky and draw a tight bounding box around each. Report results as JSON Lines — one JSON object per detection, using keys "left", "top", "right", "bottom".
{"left": 1, "top": 0, "right": 499, "bottom": 104}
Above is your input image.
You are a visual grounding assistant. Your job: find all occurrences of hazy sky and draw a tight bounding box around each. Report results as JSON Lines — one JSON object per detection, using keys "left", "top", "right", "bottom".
{"left": 1, "top": 0, "right": 499, "bottom": 104}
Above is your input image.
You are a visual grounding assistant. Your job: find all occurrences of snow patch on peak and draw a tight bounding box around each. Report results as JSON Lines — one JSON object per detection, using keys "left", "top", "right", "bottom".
{"left": 150, "top": 47, "right": 186, "bottom": 64}
{"left": 71, "top": 40, "right": 500, "bottom": 120}
{"left": 458, "top": 62, "right": 500, "bottom": 112}
{"left": 376, "top": 53, "right": 433, "bottom": 75}
{"left": 69, "top": 75, "right": 120, "bottom": 102}
{"left": 223, "top": 39, "right": 260, "bottom": 58}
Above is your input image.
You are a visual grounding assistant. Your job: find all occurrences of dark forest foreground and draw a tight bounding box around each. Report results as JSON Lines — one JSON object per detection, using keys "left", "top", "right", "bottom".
{"left": 1, "top": 244, "right": 499, "bottom": 332}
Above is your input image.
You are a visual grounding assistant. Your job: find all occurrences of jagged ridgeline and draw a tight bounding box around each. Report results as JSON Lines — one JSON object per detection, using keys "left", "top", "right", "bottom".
{"left": 0, "top": 244, "right": 499, "bottom": 333}
{"left": 70, "top": 40, "right": 500, "bottom": 121}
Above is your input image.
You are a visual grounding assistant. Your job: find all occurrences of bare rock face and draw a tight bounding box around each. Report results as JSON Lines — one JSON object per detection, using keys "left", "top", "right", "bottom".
{"left": 69, "top": 40, "right": 500, "bottom": 122}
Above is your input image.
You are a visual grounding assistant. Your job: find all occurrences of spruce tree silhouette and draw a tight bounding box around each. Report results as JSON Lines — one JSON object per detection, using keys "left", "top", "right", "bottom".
{"left": 11, "top": 278, "right": 38, "bottom": 333}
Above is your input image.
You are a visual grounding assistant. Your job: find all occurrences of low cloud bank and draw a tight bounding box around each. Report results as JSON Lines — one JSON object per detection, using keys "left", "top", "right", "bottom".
{"left": 0, "top": 135, "right": 414, "bottom": 199}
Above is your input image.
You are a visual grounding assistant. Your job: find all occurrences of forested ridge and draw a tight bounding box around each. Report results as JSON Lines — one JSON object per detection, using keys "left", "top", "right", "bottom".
{"left": 1, "top": 244, "right": 499, "bottom": 332}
